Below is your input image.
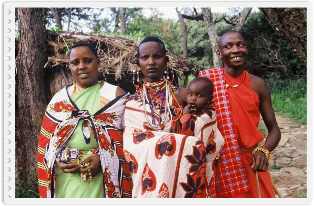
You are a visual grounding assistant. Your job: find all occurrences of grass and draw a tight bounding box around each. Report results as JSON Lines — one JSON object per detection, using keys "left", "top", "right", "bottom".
{"left": 268, "top": 78, "right": 306, "bottom": 124}
{"left": 296, "top": 190, "right": 307, "bottom": 198}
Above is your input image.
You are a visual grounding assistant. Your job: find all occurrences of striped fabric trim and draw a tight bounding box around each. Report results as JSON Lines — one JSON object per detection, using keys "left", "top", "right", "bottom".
{"left": 38, "top": 179, "right": 49, "bottom": 187}
{"left": 37, "top": 162, "right": 48, "bottom": 170}
{"left": 40, "top": 128, "right": 53, "bottom": 139}
{"left": 37, "top": 146, "right": 46, "bottom": 155}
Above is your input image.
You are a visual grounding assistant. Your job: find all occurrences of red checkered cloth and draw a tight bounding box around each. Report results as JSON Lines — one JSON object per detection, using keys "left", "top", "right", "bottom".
{"left": 199, "top": 68, "right": 249, "bottom": 197}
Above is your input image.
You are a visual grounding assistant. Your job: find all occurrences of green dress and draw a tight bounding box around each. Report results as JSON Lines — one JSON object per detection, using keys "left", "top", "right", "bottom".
{"left": 55, "top": 83, "right": 104, "bottom": 198}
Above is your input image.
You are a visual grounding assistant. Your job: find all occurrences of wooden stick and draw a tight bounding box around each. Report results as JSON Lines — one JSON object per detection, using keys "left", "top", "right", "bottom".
{"left": 256, "top": 171, "right": 262, "bottom": 198}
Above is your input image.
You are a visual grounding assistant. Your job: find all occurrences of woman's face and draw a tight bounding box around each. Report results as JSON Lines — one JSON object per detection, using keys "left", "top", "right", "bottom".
{"left": 138, "top": 41, "right": 168, "bottom": 82}
{"left": 69, "top": 46, "right": 99, "bottom": 88}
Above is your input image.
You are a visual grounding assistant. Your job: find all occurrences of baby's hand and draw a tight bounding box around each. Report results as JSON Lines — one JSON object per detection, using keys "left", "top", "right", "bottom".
{"left": 183, "top": 104, "right": 197, "bottom": 114}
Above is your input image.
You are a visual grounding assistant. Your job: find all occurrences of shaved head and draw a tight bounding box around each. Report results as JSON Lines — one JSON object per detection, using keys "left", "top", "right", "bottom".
{"left": 218, "top": 31, "right": 245, "bottom": 48}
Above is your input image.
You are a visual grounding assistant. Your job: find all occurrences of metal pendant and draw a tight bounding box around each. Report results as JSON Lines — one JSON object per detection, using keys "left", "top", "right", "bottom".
{"left": 82, "top": 119, "right": 91, "bottom": 144}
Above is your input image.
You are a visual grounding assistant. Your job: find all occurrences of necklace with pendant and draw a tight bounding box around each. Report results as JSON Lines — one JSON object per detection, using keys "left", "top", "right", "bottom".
{"left": 142, "top": 80, "right": 171, "bottom": 130}
{"left": 224, "top": 70, "right": 246, "bottom": 89}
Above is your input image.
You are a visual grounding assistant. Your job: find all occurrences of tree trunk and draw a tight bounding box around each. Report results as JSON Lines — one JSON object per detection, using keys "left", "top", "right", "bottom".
{"left": 67, "top": 9, "right": 72, "bottom": 32}
{"left": 201, "top": 8, "right": 221, "bottom": 67}
{"left": 16, "top": 8, "right": 48, "bottom": 196}
{"left": 119, "top": 8, "right": 127, "bottom": 33}
{"left": 234, "top": 8, "right": 252, "bottom": 31}
{"left": 52, "top": 8, "right": 62, "bottom": 31}
{"left": 176, "top": 9, "right": 188, "bottom": 58}
{"left": 112, "top": 8, "right": 120, "bottom": 33}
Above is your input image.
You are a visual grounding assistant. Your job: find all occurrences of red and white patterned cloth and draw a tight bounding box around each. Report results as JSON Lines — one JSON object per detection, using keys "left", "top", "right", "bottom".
{"left": 123, "top": 84, "right": 224, "bottom": 197}
{"left": 37, "top": 82, "right": 132, "bottom": 198}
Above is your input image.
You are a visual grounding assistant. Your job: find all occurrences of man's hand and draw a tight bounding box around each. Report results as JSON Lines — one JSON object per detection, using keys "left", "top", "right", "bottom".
{"left": 252, "top": 150, "right": 269, "bottom": 171}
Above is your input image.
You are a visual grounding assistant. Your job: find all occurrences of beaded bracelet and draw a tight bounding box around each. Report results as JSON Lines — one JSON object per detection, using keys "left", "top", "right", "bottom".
{"left": 253, "top": 145, "right": 272, "bottom": 160}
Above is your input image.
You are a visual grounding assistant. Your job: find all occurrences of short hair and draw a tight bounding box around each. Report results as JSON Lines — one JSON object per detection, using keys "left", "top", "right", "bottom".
{"left": 218, "top": 30, "right": 245, "bottom": 47}
{"left": 137, "top": 36, "right": 167, "bottom": 55}
{"left": 188, "top": 77, "right": 214, "bottom": 99}
{"left": 68, "top": 41, "right": 98, "bottom": 58}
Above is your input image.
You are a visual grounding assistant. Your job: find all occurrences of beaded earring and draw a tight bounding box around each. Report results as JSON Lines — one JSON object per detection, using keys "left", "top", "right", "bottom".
{"left": 132, "top": 70, "right": 136, "bottom": 84}
{"left": 163, "top": 68, "right": 170, "bottom": 80}
{"left": 137, "top": 71, "right": 140, "bottom": 83}
{"left": 170, "top": 69, "right": 175, "bottom": 82}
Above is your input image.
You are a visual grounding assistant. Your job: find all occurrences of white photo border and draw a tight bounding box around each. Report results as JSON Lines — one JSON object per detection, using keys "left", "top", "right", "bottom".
{"left": 2, "top": 0, "right": 312, "bottom": 205}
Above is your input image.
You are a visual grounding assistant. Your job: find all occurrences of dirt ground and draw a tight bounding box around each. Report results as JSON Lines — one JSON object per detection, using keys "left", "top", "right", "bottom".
{"left": 270, "top": 114, "right": 307, "bottom": 198}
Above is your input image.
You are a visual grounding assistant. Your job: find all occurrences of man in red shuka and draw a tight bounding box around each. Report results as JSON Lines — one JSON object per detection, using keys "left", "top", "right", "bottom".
{"left": 199, "top": 30, "right": 281, "bottom": 198}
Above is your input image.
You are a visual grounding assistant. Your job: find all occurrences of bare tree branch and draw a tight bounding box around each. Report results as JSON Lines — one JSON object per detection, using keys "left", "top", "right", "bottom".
{"left": 234, "top": 8, "right": 252, "bottom": 31}
{"left": 181, "top": 14, "right": 204, "bottom": 21}
{"left": 223, "top": 16, "right": 236, "bottom": 25}
{"left": 176, "top": 8, "right": 188, "bottom": 57}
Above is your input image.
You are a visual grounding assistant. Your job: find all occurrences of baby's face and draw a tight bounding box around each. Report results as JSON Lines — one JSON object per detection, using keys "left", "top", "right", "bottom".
{"left": 186, "top": 81, "right": 210, "bottom": 111}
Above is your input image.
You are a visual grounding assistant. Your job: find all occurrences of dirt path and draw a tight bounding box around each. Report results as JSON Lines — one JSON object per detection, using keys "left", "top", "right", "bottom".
{"left": 270, "top": 114, "right": 307, "bottom": 198}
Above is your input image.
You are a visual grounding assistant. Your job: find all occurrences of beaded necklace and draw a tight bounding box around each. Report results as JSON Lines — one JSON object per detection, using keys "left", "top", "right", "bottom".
{"left": 141, "top": 80, "right": 181, "bottom": 131}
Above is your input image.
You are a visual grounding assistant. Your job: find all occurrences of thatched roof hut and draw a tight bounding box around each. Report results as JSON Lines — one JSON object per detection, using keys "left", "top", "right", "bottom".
{"left": 45, "top": 32, "right": 193, "bottom": 94}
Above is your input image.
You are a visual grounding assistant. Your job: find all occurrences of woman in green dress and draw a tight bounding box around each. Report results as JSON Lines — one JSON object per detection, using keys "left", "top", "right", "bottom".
{"left": 37, "top": 41, "right": 132, "bottom": 198}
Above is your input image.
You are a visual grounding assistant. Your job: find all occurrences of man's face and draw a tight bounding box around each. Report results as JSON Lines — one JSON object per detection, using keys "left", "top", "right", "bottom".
{"left": 218, "top": 32, "right": 248, "bottom": 69}
{"left": 138, "top": 42, "right": 168, "bottom": 82}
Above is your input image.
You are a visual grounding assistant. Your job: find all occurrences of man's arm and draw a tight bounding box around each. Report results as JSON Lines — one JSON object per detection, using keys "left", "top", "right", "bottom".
{"left": 251, "top": 75, "right": 281, "bottom": 170}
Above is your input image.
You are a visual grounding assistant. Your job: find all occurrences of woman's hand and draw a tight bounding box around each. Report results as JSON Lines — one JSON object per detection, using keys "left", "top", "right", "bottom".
{"left": 56, "top": 160, "right": 80, "bottom": 173}
{"left": 80, "top": 154, "right": 101, "bottom": 177}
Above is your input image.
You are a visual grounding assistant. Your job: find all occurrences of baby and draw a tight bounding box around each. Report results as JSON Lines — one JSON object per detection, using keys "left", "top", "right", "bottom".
{"left": 175, "top": 77, "right": 223, "bottom": 170}
{"left": 174, "top": 77, "right": 215, "bottom": 136}
{"left": 184, "top": 77, "right": 214, "bottom": 116}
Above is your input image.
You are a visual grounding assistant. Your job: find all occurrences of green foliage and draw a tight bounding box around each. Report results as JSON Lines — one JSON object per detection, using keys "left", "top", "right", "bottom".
{"left": 46, "top": 8, "right": 92, "bottom": 31}
{"left": 48, "top": 26, "right": 62, "bottom": 33}
{"left": 126, "top": 16, "right": 181, "bottom": 54}
{"left": 186, "top": 21, "right": 212, "bottom": 71}
{"left": 267, "top": 77, "right": 306, "bottom": 124}
{"left": 242, "top": 12, "right": 306, "bottom": 78}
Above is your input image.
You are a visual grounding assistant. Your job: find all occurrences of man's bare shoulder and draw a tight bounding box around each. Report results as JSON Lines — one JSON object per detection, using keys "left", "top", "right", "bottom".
{"left": 249, "top": 73, "right": 265, "bottom": 85}
{"left": 249, "top": 73, "right": 268, "bottom": 95}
